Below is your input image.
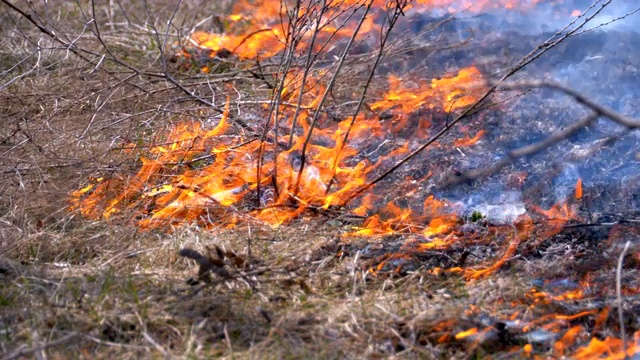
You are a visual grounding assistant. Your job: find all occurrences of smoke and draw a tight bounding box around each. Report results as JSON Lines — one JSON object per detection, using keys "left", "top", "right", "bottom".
{"left": 449, "top": 0, "right": 640, "bottom": 35}
{"left": 403, "top": 0, "right": 640, "bottom": 216}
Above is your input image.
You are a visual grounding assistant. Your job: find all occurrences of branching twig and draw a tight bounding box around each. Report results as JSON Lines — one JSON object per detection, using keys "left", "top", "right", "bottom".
{"left": 2, "top": 0, "right": 249, "bottom": 135}
{"left": 450, "top": 112, "right": 600, "bottom": 185}
{"left": 287, "top": 1, "right": 328, "bottom": 148}
{"left": 448, "top": 80, "right": 640, "bottom": 184}
{"left": 293, "top": 0, "right": 375, "bottom": 194}
{"left": 325, "top": 0, "right": 409, "bottom": 196}
{"left": 1, "top": 0, "right": 93, "bottom": 63}
{"left": 256, "top": 0, "right": 306, "bottom": 203}
{"left": 495, "top": 80, "right": 640, "bottom": 128}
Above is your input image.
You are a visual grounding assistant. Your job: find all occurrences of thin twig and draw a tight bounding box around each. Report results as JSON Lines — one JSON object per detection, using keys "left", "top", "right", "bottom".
{"left": 448, "top": 79, "right": 640, "bottom": 184}
{"left": 287, "top": 1, "right": 327, "bottom": 148}
{"left": 2, "top": 333, "right": 78, "bottom": 360}
{"left": 449, "top": 112, "right": 600, "bottom": 184}
{"left": 326, "top": 0, "right": 408, "bottom": 196}
{"left": 2, "top": 0, "right": 248, "bottom": 133}
{"left": 616, "top": 240, "right": 631, "bottom": 356}
{"left": 0, "top": 0, "right": 93, "bottom": 62}
{"left": 495, "top": 80, "right": 640, "bottom": 128}
{"left": 256, "top": 0, "right": 305, "bottom": 203}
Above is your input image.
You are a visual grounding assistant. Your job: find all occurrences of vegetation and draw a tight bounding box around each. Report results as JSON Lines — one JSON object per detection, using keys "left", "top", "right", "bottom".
{"left": 1, "top": 0, "right": 638, "bottom": 359}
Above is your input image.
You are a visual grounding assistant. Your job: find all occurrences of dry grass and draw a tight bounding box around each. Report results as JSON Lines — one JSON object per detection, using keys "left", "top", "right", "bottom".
{"left": 1, "top": 1, "right": 638, "bottom": 359}
{"left": 1, "top": 218, "right": 540, "bottom": 359}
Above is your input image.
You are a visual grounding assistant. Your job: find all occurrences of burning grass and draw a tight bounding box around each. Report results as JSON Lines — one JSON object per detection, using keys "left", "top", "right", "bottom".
{"left": 68, "top": 65, "right": 486, "bottom": 231}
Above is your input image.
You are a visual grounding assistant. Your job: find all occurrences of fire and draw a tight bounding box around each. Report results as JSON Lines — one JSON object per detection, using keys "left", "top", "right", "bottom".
{"left": 531, "top": 200, "right": 579, "bottom": 238}
{"left": 575, "top": 177, "right": 583, "bottom": 200}
{"left": 185, "top": 1, "right": 553, "bottom": 62}
{"left": 464, "top": 214, "right": 532, "bottom": 280}
{"left": 345, "top": 195, "right": 457, "bottom": 238}
{"left": 72, "top": 62, "right": 485, "bottom": 230}
{"left": 370, "top": 67, "right": 485, "bottom": 125}
{"left": 454, "top": 129, "right": 485, "bottom": 147}
{"left": 573, "top": 332, "right": 640, "bottom": 360}
{"left": 188, "top": 0, "right": 381, "bottom": 61}
{"left": 455, "top": 327, "right": 478, "bottom": 339}
{"left": 191, "top": 30, "right": 284, "bottom": 60}
{"left": 554, "top": 325, "right": 582, "bottom": 355}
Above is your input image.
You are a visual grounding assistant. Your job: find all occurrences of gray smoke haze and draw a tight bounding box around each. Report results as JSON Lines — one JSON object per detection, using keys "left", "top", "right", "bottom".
{"left": 448, "top": 0, "right": 640, "bottom": 34}
{"left": 403, "top": 0, "right": 640, "bottom": 216}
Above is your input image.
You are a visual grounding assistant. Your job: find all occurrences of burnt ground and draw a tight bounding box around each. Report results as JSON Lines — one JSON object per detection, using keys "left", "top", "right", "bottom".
{"left": 379, "top": 12, "right": 640, "bottom": 213}
{"left": 1, "top": 1, "right": 640, "bottom": 359}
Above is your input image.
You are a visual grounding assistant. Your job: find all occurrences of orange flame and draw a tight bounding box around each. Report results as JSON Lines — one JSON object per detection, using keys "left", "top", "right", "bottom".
{"left": 187, "top": 1, "right": 550, "bottom": 62}
{"left": 69, "top": 2, "right": 639, "bottom": 357}
{"left": 554, "top": 325, "right": 583, "bottom": 356}
{"left": 454, "top": 130, "right": 485, "bottom": 147}
{"left": 455, "top": 327, "right": 478, "bottom": 339}
{"left": 573, "top": 332, "right": 640, "bottom": 360}
{"left": 575, "top": 178, "right": 583, "bottom": 200}
{"left": 370, "top": 67, "right": 485, "bottom": 128}
{"left": 72, "top": 62, "right": 485, "bottom": 230}
{"left": 531, "top": 200, "right": 579, "bottom": 238}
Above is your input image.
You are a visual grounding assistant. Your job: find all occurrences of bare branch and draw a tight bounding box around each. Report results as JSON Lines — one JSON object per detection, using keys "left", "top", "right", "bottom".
{"left": 495, "top": 80, "right": 640, "bottom": 128}
{"left": 287, "top": 2, "right": 328, "bottom": 148}
{"left": 446, "top": 78, "right": 640, "bottom": 184}
{"left": 294, "top": 0, "right": 375, "bottom": 194}
{"left": 449, "top": 112, "right": 600, "bottom": 185}
{"left": 326, "top": 0, "right": 409, "bottom": 196}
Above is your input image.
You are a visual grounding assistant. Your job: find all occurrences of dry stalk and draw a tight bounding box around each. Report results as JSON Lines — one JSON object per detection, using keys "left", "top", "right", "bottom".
{"left": 256, "top": 0, "right": 307, "bottom": 203}
{"left": 286, "top": 1, "right": 328, "bottom": 149}
{"left": 1, "top": 333, "right": 78, "bottom": 360}
{"left": 2, "top": 0, "right": 253, "bottom": 138}
{"left": 270, "top": 0, "right": 311, "bottom": 196}
{"left": 137, "top": 0, "right": 257, "bottom": 130}
{"left": 616, "top": 240, "right": 631, "bottom": 356}
{"left": 279, "top": 0, "right": 368, "bottom": 151}
{"left": 1, "top": 0, "right": 93, "bottom": 63}
{"left": 293, "top": 0, "right": 374, "bottom": 194}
